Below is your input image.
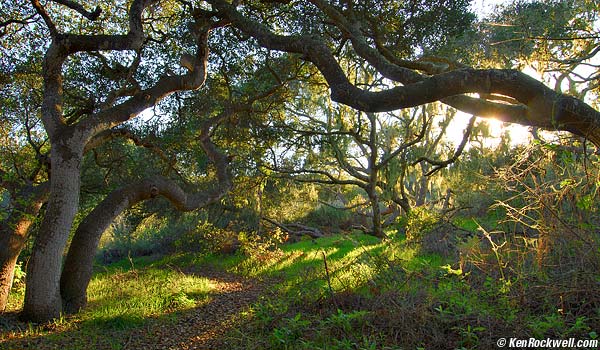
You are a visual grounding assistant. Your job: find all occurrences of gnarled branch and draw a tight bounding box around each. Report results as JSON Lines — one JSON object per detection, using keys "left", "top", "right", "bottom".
{"left": 49, "top": 0, "right": 101, "bottom": 21}
{"left": 207, "top": 0, "right": 600, "bottom": 147}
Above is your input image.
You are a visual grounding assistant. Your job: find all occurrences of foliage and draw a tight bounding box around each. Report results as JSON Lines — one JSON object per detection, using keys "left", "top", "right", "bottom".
{"left": 4, "top": 225, "right": 600, "bottom": 349}
{"left": 10, "top": 262, "right": 26, "bottom": 294}
{"left": 174, "top": 218, "right": 240, "bottom": 254}
{"left": 238, "top": 229, "right": 286, "bottom": 262}
{"left": 2, "top": 0, "right": 600, "bottom": 343}
{"left": 405, "top": 206, "right": 441, "bottom": 241}
{"left": 99, "top": 213, "right": 166, "bottom": 262}
{"left": 493, "top": 142, "right": 600, "bottom": 271}
{"left": 301, "top": 203, "right": 354, "bottom": 233}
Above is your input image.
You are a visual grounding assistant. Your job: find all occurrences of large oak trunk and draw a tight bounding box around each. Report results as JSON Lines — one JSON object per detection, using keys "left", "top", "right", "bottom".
{"left": 21, "top": 147, "right": 82, "bottom": 322}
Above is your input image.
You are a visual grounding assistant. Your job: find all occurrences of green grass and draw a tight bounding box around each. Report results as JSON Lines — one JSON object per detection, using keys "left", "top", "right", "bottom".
{"left": 4, "top": 230, "right": 599, "bottom": 350}
{"left": 453, "top": 210, "right": 504, "bottom": 232}
{"left": 220, "top": 231, "right": 599, "bottom": 350}
{"left": 2, "top": 257, "right": 214, "bottom": 349}
{"left": 82, "top": 266, "right": 211, "bottom": 329}
{"left": 229, "top": 233, "right": 410, "bottom": 297}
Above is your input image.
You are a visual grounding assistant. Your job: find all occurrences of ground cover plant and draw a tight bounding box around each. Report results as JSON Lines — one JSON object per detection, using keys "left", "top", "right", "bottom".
{"left": 2, "top": 0, "right": 600, "bottom": 348}
{"left": 2, "top": 222, "right": 598, "bottom": 349}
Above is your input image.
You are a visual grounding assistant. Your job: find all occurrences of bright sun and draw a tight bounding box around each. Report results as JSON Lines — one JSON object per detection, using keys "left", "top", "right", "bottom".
{"left": 445, "top": 111, "right": 532, "bottom": 149}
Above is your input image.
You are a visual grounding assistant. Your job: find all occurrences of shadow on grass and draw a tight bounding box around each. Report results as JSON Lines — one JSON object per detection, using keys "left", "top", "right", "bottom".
{"left": 0, "top": 233, "right": 385, "bottom": 350}
{"left": 0, "top": 270, "right": 265, "bottom": 350}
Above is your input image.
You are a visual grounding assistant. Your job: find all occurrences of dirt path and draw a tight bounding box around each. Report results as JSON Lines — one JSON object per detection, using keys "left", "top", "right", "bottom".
{"left": 1, "top": 267, "right": 270, "bottom": 350}
{"left": 124, "top": 268, "right": 267, "bottom": 350}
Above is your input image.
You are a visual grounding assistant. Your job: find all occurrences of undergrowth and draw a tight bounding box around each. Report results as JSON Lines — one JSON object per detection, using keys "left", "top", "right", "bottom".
{"left": 222, "top": 228, "right": 600, "bottom": 350}
{"left": 1, "top": 256, "right": 213, "bottom": 349}
{"left": 2, "top": 227, "right": 599, "bottom": 349}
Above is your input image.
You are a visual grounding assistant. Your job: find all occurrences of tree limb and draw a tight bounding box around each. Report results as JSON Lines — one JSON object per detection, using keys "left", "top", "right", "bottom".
{"left": 263, "top": 164, "right": 366, "bottom": 187}
{"left": 78, "top": 17, "right": 212, "bottom": 141}
{"left": 49, "top": 0, "right": 101, "bottom": 21}
{"left": 413, "top": 115, "right": 477, "bottom": 176}
{"left": 207, "top": 0, "right": 600, "bottom": 146}
{"left": 30, "top": 0, "right": 58, "bottom": 38}
{"left": 261, "top": 217, "right": 323, "bottom": 238}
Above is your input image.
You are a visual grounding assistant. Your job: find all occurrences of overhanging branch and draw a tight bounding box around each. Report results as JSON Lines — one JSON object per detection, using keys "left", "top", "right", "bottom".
{"left": 207, "top": 0, "right": 600, "bottom": 147}
{"left": 49, "top": 0, "right": 101, "bottom": 21}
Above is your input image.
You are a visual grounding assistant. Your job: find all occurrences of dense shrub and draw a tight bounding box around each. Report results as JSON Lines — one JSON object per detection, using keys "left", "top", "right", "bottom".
{"left": 302, "top": 204, "right": 354, "bottom": 233}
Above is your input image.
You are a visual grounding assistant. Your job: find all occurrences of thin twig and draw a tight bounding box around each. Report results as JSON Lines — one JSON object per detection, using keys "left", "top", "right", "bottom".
{"left": 321, "top": 250, "right": 338, "bottom": 309}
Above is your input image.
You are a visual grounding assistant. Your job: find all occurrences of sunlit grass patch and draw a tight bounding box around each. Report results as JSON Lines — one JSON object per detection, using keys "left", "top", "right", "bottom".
{"left": 229, "top": 232, "right": 444, "bottom": 303}
{"left": 80, "top": 263, "right": 212, "bottom": 330}
{"left": 2, "top": 257, "right": 214, "bottom": 347}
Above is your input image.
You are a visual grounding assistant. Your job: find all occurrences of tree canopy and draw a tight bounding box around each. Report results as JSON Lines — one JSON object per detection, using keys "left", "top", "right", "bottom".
{"left": 0, "top": 0, "right": 599, "bottom": 322}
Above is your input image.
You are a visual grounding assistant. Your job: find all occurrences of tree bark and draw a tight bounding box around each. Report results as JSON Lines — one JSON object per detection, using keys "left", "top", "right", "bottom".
{"left": 60, "top": 179, "right": 160, "bottom": 313}
{"left": 0, "top": 184, "right": 48, "bottom": 311}
{"left": 369, "top": 192, "right": 384, "bottom": 238}
{"left": 367, "top": 113, "right": 384, "bottom": 238}
{"left": 21, "top": 143, "right": 84, "bottom": 322}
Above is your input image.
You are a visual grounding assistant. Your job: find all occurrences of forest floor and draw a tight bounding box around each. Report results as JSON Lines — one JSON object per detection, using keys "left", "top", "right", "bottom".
{"left": 123, "top": 267, "right": 269, "bottom": 350}
{"left": 0, "top": 263, "right": 273, "bottom": 350}
{"left": 2, "top": 231, "right": 599, "bottom": 349}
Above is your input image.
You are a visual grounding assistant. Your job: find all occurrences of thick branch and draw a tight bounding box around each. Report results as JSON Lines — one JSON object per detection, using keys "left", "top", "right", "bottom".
{"left": 78, "top": 22, "right": 211, "bottom": 139}
{"left": 208, "top": 0, "right": 600, "bottom": 147}
{"left": 30, "top": 0, "right": 58, "bottom": 37}
{"left": 49, "top": 0, "right": 101, "bottom": 21}
{"left": 57, "top": 0, "right": 157, "bottom": 53}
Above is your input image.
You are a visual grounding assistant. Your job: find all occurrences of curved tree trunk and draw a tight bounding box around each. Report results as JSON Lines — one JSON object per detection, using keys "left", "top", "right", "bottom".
{"left": 22, "top": 146, "right": 83, "bottom": 322}
{"left": 60, "top": 179, "right": 159, "bottom": 313}
{"left": 61, "top": 131, "right": 231, "bottom": 313}
{"left": 60, "top": 174, "right": 231, "bottom": 313}
{"left": 0, "top": 184, "right": 48, "bottom": 311}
